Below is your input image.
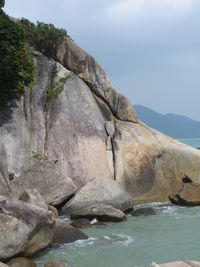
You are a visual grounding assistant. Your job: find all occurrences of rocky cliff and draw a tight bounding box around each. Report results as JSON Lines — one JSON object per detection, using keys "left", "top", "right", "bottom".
{"left": 1, "top": 36, "right": 200, "bottom": 206}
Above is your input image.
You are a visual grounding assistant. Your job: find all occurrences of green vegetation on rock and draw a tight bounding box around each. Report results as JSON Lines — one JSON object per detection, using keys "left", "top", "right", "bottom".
{"left": 47, "top": 66, "right": 71, "bottom": 100}
{"left": 0, "top": 7, "right": 35, "bottom": 109}
{"left": 0, "top": 0, "right": 68, "bottom": 110}
{"left": 20, "top": 18, "right": 68, "bottom": 58}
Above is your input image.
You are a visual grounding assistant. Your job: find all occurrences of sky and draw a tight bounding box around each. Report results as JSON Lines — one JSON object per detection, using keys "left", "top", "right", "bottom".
{"left": 4, "top": 0, "right": 200, "bottom": 121}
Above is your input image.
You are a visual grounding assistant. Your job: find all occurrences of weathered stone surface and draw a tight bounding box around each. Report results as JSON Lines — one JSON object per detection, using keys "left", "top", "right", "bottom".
{"left": 56, "top": 37, "right": 137, "bottom": 123}
{"left": 11, "top": 160, "right": 77, "bottom": 206}
{"left": 19, "top": 188, "right": 48, "bottom": 210}
{"left": 150, "top": 261, "right": 200, "bottom": 267}
{"left": 113, "top": 120, "right": 200, "bottom": 204}
{"left": 169, "top": 183, "right": 200, "bottom": 206}
{"left": 71, "top": 204, "right": 126, "bottom": 222}
{"left": 61, "top": 177, "right": 133, "bottom": 215}
{"left": 1, "top": 43, "right": 200, "bottom": 207}
{"left": 48, "top": 205, "right": 59, "bottom": 218}
{"left": 0, "top": 146, "right": 11, "bottom": 197}
{"left": 131, "top": 207, "right": 156, "bottom": 217}
{"left": 52, "top": 219, "right": 88, "bottom": 245}
{"left": 71, "top": 218, "right": 91, "bottom": 229}
{"left": 0, "top": 263, "right": 9, "bottom": 267}
{"left": 7, "top": 257, "right": 37, "bottom": 267}
{"left": 44, "top": 262, "right": 67, "bottom": 267}
{"left": 0, "top": 197, "right": 55, "bottom": 260}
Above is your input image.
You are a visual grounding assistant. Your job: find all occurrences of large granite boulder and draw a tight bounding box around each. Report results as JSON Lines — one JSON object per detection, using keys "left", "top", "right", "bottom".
{"left": 70, "top": 204, "right": 126, "bottom": 222}
{"left": 61, "top": 176, "right": 133, "bottom": 215}
{"left": 113, "top": 120, "right": 200, "bottom": 204}
{"left": 1, "top": 36, "right": 200, "bottom": 206}
{"left": 19, "top": 188, "right": 48, "bottom": 210}
{"left": 10, "top": 160, "right": 77, "bottom": 206}
{"left": 56, "top": 37, "right": 137, "bottom": 123}
{"left": 7, "top": 257, "right": 37, "bottom": 267}
{"left": 169, "top": 183, "right": 200, "bottom": 206}
{"left": 0, "top": 196, "right": 55, "bottom": 261}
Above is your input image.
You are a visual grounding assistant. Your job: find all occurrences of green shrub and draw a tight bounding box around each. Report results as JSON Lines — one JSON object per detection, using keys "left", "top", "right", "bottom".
{"left": 0, "top": 0, "right": 4, "bottom": 9}
{"left": 0, "top": 11, "right": 35, "bottom": 109}
{"left": 47, "top": 66, "right": 71, "bottom": 100}
{"left": 31, "top": 151, "right": 48, "bottom": 161}
{"left": 20, "top": 18, "right": 68, "bottom": 58}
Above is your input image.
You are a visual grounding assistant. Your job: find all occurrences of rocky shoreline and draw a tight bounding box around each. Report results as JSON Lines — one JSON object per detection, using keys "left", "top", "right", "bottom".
{"left": 1, "top": 17, "right": 200, "bottom": 267}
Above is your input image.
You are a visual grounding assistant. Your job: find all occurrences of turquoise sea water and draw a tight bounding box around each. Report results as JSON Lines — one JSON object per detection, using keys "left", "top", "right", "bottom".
{"left": 33, "top": 205, "right": 200, "bottom": 267}
{"left": 33, "top": 138, "right": 200, "bottom": 267}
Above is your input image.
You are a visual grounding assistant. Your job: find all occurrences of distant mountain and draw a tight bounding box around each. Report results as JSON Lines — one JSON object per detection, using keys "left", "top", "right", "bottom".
{"left": 134, "top": 105, "right": 200, "bottom": 139}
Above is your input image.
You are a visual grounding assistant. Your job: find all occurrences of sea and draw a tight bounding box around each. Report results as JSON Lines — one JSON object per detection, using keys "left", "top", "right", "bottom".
{"left": 33, "top": 138, "right": 200, "bottom": 267}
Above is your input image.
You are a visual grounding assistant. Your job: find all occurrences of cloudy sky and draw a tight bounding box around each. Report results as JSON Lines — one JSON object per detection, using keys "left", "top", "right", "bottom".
{"left": 4, "top": 0, "right": 200, "bottom": 120}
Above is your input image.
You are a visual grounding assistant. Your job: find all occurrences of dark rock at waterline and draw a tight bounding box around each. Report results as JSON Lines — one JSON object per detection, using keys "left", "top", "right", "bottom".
{"left": 169, "top": 183, "right": 200, "bottom": 206}
{"left": 44, "top": 262, "right": 68, "bottom": 267}
{"left": 7, "top": 257, "right": 37, "bottom": 267}
{"left": 131, "top": 207, "right": 156, "bottom": 217}
{"left": 52, "top": 219, "right": 88, "bottom": 246}
{"left": 71, "top": 218, "right": 91, "bottom": 229}
{"left": 70, "top": 204, "right": 126, "bottom": 222}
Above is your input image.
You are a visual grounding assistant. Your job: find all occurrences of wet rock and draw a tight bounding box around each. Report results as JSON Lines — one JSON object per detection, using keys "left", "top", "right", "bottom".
{"left": 44, "top": 262, "right": 67, "bottom": 267}
{"left": 52, "top": 219, "right": 88, "bottom": 245}
{"left": 169, "top": 183, "right": 200, "bottom": 206}
{"left": 7, "top": 257, "right": 37, "bottom": 267}
{"left": 0, "top": 197, "right": 55, "bottom": 260}
{"left": 19, "top": 188, "right": 48, "bottom": 210}
{"left": 150, "top": 261, "right": 200, "bottom": 267}
{"left": 61, "top": 177, "right": 133, "bottom": 215}
{"left": 131, "top": 207, "right": 156, "bottom": 217}
{"left": 11, "top": 160, "right": 77, "bottom": 206}
{"left": 71, "top": 204, "right": 126, "bottom": 222}
{"left": 70, "top": 218, "right": 91, "bottom": 229}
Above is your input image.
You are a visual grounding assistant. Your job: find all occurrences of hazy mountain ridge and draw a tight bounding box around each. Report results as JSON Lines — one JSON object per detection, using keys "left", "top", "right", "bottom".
{"left": 134, "top": 105, "right": 200, "bottom": 139}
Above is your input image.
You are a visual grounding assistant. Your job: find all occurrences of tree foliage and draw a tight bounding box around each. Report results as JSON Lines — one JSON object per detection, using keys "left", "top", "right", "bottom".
{"left": 0, "top": 0, "right": 5, "bottom": 9}
{"left": 0, "top": 7, "right": 68, "bottom": 109}
{"left": 20, "top": 18, "right": 68, "bottom": 58}
{"left": 0, "top": 11, "right": 35, "bottom": 109}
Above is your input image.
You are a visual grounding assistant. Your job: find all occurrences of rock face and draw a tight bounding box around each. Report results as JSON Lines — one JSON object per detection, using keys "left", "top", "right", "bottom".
{"left": 7, "top": 257, "right": 37, "bottom": 267}
{"left": 19, "top": 188, "right": 48, "bottom": 210}
{"left": 1, "top": 36, "right": 200, "bottom": 206}
{"left": 61, "top": 177, "right": 133, "bottom": 215}
{"left": 150, "top": 261, "right": 200, "bottom": 267}
{"left": 70, "top": 204, "right": 126, "bottom": 222}
{"left": 169, "top": 183, "right": 200, "bottom": 206}
{"left": 52, "top": 219, "right": 88, "bottom": 245}
{"left": 56, "top": 37, "right": 137, "bottom": 123}
{"left": 10, "top": 160, "right": 77, "bottom": 206}
{"left": 0, "top": 197, "right": 55, "bottom": 261}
